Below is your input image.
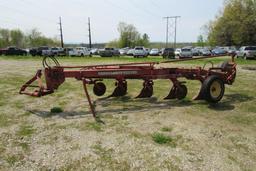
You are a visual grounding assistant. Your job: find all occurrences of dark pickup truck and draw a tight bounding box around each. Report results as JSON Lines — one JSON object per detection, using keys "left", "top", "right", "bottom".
{"left": 98, "top": 48, "right": 120, "bottom": 57}
{"left": 161, "top": 48, "right": 175, "bottom": 59}
{"left": 29, "top": 46, "right": 49, "bottom": 56}
{"left": 0, "top": 47, "right": 27, "bottom": 56}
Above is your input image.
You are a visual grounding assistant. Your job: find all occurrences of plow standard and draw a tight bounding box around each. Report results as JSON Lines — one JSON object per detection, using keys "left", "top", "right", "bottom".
{"left": 20, "top": 56, "right": 236, "bottom": 118}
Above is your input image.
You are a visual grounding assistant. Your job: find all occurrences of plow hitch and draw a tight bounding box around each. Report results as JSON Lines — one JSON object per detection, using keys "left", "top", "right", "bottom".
{"left": 19, "top": 70, "right": 54, "bottom": 97}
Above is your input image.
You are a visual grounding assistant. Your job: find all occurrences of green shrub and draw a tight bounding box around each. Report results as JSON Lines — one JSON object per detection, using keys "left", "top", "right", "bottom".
{"left": 161, "top": 127, "right": 173, "bottom": 132}
{"left": 152, "top": 133, "right": 172, "bottom": 144}
{"left": 50, "top": 107, "right": 63, "bottom": 113}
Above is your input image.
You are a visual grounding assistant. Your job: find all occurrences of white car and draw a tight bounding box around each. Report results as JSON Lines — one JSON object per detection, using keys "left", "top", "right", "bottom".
{"left": 42, "top": 47, "right": 63, "bottom": 56}
{"left": 69, "top": 47, "right": 91, "bottom": 57}
{"left": 149, "top": 48, "right": 160, "bottom": 56}
{"left": 236, "top": 46, "right": 256, "bottom": 59}
{"left": 180, "top": 48, "right": 193, "bottom": 58}
{"left": 133, "top": 46, "right": 147, "bottom": 58}
{"left": 175, "top": 48, "right": 182, "bottom": 57}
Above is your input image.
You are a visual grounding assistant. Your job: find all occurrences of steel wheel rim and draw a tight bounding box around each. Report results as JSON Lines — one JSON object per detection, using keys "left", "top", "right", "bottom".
{"left": 210, "top": 81, "right": 222, "bottom": 98}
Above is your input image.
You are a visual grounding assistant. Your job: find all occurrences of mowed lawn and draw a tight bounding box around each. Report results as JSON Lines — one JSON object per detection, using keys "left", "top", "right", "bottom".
{"left": 0, "top": 55, "right": 256, "bottom": 170}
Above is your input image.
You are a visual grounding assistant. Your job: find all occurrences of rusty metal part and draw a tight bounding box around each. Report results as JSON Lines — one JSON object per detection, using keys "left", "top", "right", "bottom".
{"left": 136, "top": 80, "right": 154, "bottom": 98}
{"left": 110, "top": 80, "right": 127, "bottom": 97}
{"left": 164, "top": 81, "right": 187, "bottom": 100}
{"left": 82, "top": 79, "right": 96, "bottom": 118}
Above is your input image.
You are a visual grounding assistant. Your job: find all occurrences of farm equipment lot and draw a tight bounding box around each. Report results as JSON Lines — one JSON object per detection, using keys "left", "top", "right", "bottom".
{"left": 0, "top": 56, "right": 256, "bottom": 170}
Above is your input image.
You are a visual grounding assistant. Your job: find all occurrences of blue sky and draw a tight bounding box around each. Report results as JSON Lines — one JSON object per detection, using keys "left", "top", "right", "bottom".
{"left": 0, "top": 0, "right": 223, "bottom": 43}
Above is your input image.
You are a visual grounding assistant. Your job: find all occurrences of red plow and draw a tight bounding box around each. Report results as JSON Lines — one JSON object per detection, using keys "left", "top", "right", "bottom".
{"left": 20, "top": 56, "right": 236, "bottom": 118}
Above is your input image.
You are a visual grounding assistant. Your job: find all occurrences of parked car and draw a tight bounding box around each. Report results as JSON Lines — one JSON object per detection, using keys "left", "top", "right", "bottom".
{"left": 127, "top": 49, "right": 134, "bottom": 56}
{"left": 29, "top": 46, "right": 49, "bottom": 56}
{"left": 192, "top": 48, "right": 200, "bottom": 56}
{"left": 180, "top": 48, "right": 193, "bottom": 58}
{"left": 227, "top": 47, "right": 237, "bottom": 56}
{"left": 119, "top": 47, "right": 129, "bottom": 56}
{"left": 57, "top": 48, "right": 66, "bottom": 56}
{"left": 236, "top": 46, "right": 256, "bottom": 59}
{"left": 119, "top": 48, "right": 128, "bottom": 56}
{"left": 149, "top": 48, "right": 160, "bottom": 56}
{"left": 42, "top": 47, "right": 63, "bottom": 56}
{"left": 64, "top": 48, "right": 73, "bottom": 56}
{"left": 220, "top": 47, "right": 229, "bottom": 52}
{"left": 90, "top": 48, "right": 99, "bottom": 55}
{"left": 161, "top": 48, "right": 175, "bottom": 59}
{"left": 0, "top": 46, "right": 27, "bottom": 56}
{"left": 175, "top": 48, "right": 182, "bottom": 57}
{"left": 212, "top": 48, "right": 227, "bottom": 56}
{"left": 200, "top": 49, "right": 212, "bottom": 56}
{"left": 133, "top": 46, "right": 147, "bottom": 58}
{"left": 221, "top": 46, "right": 236, "bottom": 56}
{"left": 99, "top": 48, "right": 120, "bottom": 57}
{"left": 69, "top": 47, "right": 91, "bottom": 57}
{"left": 145, "top": 48, "right": 150, "bottom": 56}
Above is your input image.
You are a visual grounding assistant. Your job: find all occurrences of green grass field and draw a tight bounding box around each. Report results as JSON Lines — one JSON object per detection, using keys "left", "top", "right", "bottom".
{"left": 0, "top": 55, "right": 256, "bottom": 170}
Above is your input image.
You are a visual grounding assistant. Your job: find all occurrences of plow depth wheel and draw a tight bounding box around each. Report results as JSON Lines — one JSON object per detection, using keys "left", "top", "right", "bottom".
{"left": 202, "top": 75, "right": 225, "bottom": 103}
{"left": 93, "top": 82, "right": 106, "bottom": 96}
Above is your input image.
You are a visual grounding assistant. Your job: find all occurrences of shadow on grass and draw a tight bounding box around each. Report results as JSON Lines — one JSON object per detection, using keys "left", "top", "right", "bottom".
{"left": 27, "top": 96, "right": 193, "bottom": 119}
{"left": 27, "top": 93, "right": 253, "bottom": 121}
{"left": 207, "top": 93, "right": 254, "bottom": 111}
{"left": 97, "top": 96, "right": 193, "bottom": 107}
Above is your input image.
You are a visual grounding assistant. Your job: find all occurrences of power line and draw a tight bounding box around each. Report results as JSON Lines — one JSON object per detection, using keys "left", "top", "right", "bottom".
{"left": 0, "top": 1, "right": 79, "bottom": 33}
{"left": 148, "top": 0, "right": 166, "bottom": 16}
{"left": 163, "top": 16, "right": 181, "bottom": 48}
{"left": 0, "top": 3, "right": 56, "bottom": 24}
{"left": 128, "top": 0, "right": 162, "bottom": 19}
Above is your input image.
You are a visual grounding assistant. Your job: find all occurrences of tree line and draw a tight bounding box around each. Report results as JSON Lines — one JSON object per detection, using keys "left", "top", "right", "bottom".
{"left": 0, "top": 28, "right": 60, "bottom": 48}
{"left": 205, "top": 0, "right": 256, "bottom": 46}
{"left": 107, "top": 22, "right": 150, "bottom": 48}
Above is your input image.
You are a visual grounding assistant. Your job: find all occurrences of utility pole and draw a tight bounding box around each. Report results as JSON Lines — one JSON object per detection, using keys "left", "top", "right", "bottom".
{"left": 88, "top": 17, "right": 92, "bottom": 49}
{"left": 163, "top": 16, "right": 181, "bottom": 49}
{"left": 58, "top": 16, "right": 64, "bottom": 48}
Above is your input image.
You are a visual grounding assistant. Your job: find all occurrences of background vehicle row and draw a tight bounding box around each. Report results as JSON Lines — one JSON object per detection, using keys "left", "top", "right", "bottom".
{"left": 1, "top": 46, "right": 256, "bottom": 60}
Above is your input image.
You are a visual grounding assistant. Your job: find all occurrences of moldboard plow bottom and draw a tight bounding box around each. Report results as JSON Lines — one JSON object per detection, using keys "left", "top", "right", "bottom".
{"left": 20, "top": 56, "right": 237, "bottom": 118}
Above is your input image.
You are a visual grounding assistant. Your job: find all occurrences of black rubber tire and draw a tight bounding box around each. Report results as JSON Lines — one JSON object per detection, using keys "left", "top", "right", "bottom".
{"left": 176, "top": 84, "right": 188, "bottom": 100}
{"left": 93, "top": 82, "right": 106, "bottom": 96}
{"left": 201, "top": 75, "right": 225, "bottom": 103}
{"left": 244, "top": 54, "right": 247, "bottom": 60}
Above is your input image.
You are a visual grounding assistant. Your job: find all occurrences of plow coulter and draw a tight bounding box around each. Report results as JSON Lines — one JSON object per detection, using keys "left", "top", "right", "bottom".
{"left": 20, "top": 56, "right": 237, "bottom": 118}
